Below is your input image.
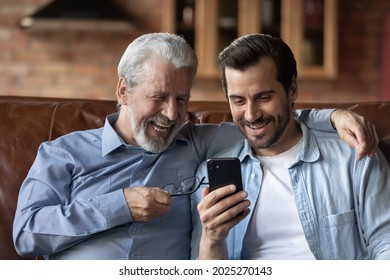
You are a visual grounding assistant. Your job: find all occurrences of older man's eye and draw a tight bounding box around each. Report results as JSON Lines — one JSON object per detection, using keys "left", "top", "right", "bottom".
{"left": 230, "top": 98, "right": 245, "bottom": 106}
{"left": 152, "top": 95, "right": 166, "bottom": 101}
{"left": 177, "top": 95, "right": 190, "bottom": 103}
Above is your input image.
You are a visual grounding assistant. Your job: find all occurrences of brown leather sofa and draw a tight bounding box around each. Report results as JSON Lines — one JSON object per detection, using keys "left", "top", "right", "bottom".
{"left": 1, "top": 95, "right": 390, "bottom": 260}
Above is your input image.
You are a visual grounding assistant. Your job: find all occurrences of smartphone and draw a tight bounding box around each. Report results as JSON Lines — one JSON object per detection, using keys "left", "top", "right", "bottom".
{"left": 207, "top": 157, "right": 243, "bottom": 193}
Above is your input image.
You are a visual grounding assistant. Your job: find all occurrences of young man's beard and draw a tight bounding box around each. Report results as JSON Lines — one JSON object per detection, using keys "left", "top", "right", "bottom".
{"left": 236, "top": 113, "right": 290, "bottom": 152}
{"left": 126, "top": 107, "right": 182, "bottom": 153}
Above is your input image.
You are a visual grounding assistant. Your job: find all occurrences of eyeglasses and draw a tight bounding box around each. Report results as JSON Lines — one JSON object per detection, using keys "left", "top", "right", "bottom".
{"left": 163, "top": 176, "right": 207, "bottom": 197}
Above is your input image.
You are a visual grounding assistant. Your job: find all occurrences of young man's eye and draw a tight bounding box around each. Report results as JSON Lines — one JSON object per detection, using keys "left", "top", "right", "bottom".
{"left": 230, "top": 98, "right": 245, "bottom": 106}
{"left": 258, "top": 94, "right": 272, "bottom": 102}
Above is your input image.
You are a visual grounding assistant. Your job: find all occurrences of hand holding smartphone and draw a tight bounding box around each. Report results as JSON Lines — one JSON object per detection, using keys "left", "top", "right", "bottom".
{"left": 207, "top": 157, "right": 244, "bottom": 217}
{"left": 207, "top": 157, "right": 243, "bottom": 193}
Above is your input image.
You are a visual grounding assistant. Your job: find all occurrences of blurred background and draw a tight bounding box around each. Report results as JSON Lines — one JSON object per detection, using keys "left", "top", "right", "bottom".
{"left": 0, "top": 0, "right": 389, "bottom": 103}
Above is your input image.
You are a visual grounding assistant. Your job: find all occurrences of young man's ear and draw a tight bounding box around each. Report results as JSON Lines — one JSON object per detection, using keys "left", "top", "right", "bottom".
{"left": 116, "top": 77, "right": 129, "bottom": 106}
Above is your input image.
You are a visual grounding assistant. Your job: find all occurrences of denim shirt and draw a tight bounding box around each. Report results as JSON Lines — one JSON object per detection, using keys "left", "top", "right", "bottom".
{"left": 191, "top": 122, "right": 390, "bottom": 260}
{"left": 13, "top": 110, "right": 334, "bottom": 259}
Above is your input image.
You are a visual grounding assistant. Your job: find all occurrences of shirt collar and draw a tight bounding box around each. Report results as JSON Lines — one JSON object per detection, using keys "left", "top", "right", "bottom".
{"left": 102, "top": 113, "right": 126, "bottom": 156}
{"left": 296, "top": 122, "right": 320, "bottom": 163}
{"left": 215, "top": 139, "right": 255, "bottom": 163}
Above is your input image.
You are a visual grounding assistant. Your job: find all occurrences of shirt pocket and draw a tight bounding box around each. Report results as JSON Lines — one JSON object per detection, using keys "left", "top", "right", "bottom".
{"left": 323, "top": 209, "right": 364, "bottom": 259}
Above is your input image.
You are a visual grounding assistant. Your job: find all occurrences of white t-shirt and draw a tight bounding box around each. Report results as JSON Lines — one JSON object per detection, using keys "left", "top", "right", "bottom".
{"left": 241, "top": 139, "right": 315, "bottom": 259}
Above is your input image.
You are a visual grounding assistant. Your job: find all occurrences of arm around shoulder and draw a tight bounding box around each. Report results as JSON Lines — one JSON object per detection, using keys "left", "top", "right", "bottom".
{"left": 296, "top": 108, "right": 378, "bottom": 160}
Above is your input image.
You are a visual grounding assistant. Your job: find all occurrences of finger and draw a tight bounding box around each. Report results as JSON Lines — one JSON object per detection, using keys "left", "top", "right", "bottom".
{"left": 350, "top": 123, "right": 369, "bottom": 160}
{"left": 216, "top": 190, "right": 248, "bottom": 214}
{"left": 340, "top": 129, "right": 361, "bottom": 158}
{"left": 153, "top": 205, "right": 171, "bottom": 217}
{"left": 344, "top": 131, "right": 359, "bottom": 151}
{"left": 198, "top": 185, "right": 246, "bottom": 226}
{"left": 218, "top": 198, "right": 250, "bottom": 222}
{"left": 354, "top": 120, "right": 379, "bottom": 159}
{"left": 355, "top": 142, "right": 366, "bottom": 161}
{"left": 368, "top": 123, "right": 379, "bottom": 157}
{"left": 206, "top": 200, "right": 250, "bottom": 230}
{"left": 222, "top": 208, "right": 251, "bottom": 229}
{"left": 153, "top": 194, "right": 171, "bottom": 216}
{"left": 201, "top": 186, "right": 210, "bottom": 199}
{"left": 204, "top": 192, "right": 249, "bottom": 226}
{"left": 362, "top": 122, "right": 374, "bottom": 158}
{"left": 198, "top": 185, "right": 236, "bottom": 216}
{"left": 204, "top": 184, "right": 238, "bottom": 206}
{"left": 204, "top": 208, "right": 250, "bottom": 240}
{"left": 123, "top": 187, "right": 170, "bottom": 222}
{"left": 152, "top": 188, "right": 172, "bottom": 205}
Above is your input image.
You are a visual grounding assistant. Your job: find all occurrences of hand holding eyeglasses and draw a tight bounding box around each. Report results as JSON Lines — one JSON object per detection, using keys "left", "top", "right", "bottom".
{"left": 122, "top": 177, "right": 206, "bottom": 223}
{"left": 123, "top": 186, "right": 171, "bottom": 223}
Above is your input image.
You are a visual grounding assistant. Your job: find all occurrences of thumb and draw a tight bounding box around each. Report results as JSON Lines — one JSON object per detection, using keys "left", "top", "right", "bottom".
{"left": 201, "top": 186, "right": 210, "bottom": 199}
{"left": 153, "top": 188, "right": 171, "bottom": 205}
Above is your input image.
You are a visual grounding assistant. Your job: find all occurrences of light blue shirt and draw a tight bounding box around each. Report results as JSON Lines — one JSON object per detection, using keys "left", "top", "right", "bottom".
{"left": 191, "top": 122, "right": 390, "bottom": 260}
{"left": 13, "top": 110, "right": 334, "bottom": 259}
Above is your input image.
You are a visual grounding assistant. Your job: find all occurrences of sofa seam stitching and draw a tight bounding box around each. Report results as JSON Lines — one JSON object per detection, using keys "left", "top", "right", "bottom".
{"left": 49, "top": 102, "right": 60, "bottom": 141}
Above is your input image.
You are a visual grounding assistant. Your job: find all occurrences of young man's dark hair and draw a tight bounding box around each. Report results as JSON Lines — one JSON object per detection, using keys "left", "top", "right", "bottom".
{"left": 218, "top": 34, "right": 297, "bottom": 95}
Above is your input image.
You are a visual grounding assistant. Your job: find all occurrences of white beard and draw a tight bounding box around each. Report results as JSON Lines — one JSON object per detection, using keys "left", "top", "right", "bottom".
{"left": 126, "top": 105, "right": 181, "bottom": 153}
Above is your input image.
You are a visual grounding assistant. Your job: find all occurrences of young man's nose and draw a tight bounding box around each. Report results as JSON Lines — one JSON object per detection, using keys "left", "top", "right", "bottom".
{"left": 245, "top": 102, "right": 261, "bottom": 123}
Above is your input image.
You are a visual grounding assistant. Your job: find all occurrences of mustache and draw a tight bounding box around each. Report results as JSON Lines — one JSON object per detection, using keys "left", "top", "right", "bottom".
{"left": 236, "top": 116, "right": 273, "bottom": 126}
{"left": 147, "top": 115, "right": 177, "bottom": 126}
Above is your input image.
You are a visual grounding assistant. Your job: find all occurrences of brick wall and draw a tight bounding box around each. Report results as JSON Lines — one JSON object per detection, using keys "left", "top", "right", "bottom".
{"left": 287, "top": 0, "right": 390, "bottom": 102}
{"left": 0, "top": 0, "right": 161, "bottom": 100}
{"left": 336, "top": 0, "right": 390, "bottom": 101}
{"left": 1, "top": 0, "right": 390, "bottom": 102}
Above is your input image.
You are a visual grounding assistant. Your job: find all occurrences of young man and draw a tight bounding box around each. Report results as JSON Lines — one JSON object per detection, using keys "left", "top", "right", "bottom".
{"left": 13, "top": 33, "right": 378, "bottom": 260}
{"left": 191, "top": 34, "right": 390, "bottom": 260}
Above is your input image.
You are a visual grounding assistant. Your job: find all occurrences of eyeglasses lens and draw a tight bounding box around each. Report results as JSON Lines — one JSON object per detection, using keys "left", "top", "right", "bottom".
{"left": 163, "top": 177, "right": 202, "bottom": 196}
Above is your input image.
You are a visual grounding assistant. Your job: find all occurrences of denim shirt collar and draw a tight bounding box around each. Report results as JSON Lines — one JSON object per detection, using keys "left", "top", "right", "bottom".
{"left": 296, "top": 123, "right": 321, "bottom": 164}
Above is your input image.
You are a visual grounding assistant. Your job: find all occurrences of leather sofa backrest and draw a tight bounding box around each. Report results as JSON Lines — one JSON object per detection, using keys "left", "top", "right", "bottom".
{"left": 0, "top": 97, "right": 117, "bottom": 259}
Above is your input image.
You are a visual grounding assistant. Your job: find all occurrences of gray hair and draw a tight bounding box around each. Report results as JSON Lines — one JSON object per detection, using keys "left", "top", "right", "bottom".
{"left": 118, "top": 32, "right": 198, "bottom": 88}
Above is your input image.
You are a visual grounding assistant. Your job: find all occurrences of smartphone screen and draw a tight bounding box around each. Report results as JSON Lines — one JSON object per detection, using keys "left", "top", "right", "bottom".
{"left": 207, "top": 157, "right": 243, "bottom": 192}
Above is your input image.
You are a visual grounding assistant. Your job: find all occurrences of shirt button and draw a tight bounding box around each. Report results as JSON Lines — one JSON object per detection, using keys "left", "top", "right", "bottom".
{"left": 176, "top": 172, "right": 182, "bottom": 178}
{"left": 251, "top": 173, "right": 255, "bottom": 179}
